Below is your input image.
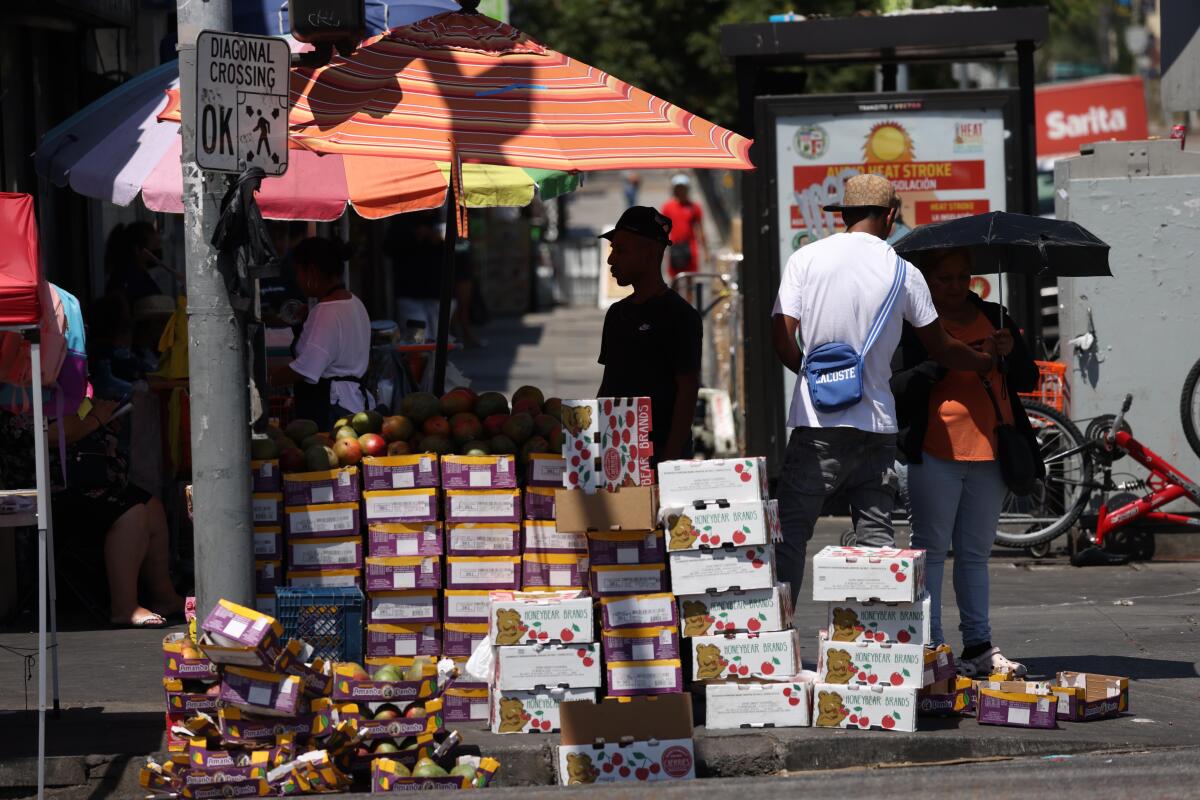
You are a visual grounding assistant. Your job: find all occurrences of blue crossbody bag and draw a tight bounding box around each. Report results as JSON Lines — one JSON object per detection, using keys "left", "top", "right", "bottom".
{"left": 803, "top": 256, "right": 906, "bottom": 412}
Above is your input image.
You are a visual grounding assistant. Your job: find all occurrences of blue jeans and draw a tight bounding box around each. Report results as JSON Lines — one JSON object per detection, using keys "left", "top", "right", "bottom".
{"left": 907, "top": 453, "right": 1005, "bottom": 648}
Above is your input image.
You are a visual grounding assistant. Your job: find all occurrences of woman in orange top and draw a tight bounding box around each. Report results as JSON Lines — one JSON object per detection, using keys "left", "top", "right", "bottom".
{"left": 891, "top": 248, "right": 1040, "bottom": 677}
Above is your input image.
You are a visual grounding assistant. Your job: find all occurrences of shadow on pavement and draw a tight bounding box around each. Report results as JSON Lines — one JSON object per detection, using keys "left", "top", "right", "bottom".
{"left": 0, "top": 707, "right": 164, "bottom": 758}
{"left": 1022, "top": 655, "right": 1200, "bottom": 681}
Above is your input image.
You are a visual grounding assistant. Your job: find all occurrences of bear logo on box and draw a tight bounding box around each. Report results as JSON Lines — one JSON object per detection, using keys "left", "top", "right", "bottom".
{"left": 561, "top": 406, "right": 592, "bottom": 437}
{"left": 667, "top": 514, "right": 699, "bottom": 550}
{"left": 681, "top": 600, "right": 712, "bottom": 637}
{"left": 565, "top": 753, "right": 598, "bottom": 784}
{"left": 815, "top": 691, "right": 850, "bottom": 727}
{"left": 824, "top": 649, "right": 856, "bottom": 684}
{"left": 497, "top": 698, "right": 526, "bottom": 733}
{"left": 694, "top": 643, "right": 725, "bottom": 679}
{"left": 494, "top": 609, "right": 523, "bottom": 646}
{"left": 830, "top": 607, "right": 860, "bottom": 642}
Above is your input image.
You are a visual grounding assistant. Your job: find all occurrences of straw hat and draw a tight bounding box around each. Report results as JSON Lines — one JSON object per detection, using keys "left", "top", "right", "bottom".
{"left": 823, "top": 173, "right": 900, "bottom": 212}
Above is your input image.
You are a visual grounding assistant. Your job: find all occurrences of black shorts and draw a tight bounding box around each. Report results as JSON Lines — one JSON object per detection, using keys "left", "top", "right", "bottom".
{"left": 53, "top": 484, "right": 153, "bottom": 539}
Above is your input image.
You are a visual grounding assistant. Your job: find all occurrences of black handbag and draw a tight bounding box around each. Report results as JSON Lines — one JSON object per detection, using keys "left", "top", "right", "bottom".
{"left": 981, "top": 376, "right": 1039, "bottom": 496}
{"left": 65, "top": 424, "right": 122, "bottom": 491}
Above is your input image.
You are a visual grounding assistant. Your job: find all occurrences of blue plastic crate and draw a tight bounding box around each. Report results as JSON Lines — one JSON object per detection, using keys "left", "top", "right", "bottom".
{"left": 275, "top": 586, "right": 364, "bottom": 663}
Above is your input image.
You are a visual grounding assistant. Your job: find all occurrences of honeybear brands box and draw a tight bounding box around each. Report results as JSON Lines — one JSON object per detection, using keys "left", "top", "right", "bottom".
{"left": 254, "top": 560, "right": 281, "bottom": 596}
{"left": 826, "top": 595, "right": 932, "bottom": 646}
{"left": 586, "top": 530, "right": 664, "bottom": 566}
{"left": 606, "top": 659, "right": 685, "bottom": 696}
{"left": 668, "top": 544, "right": 775, "bottom": 596}
{"left": 282, "top": 467, "right": 359, "bottom": 506}
{"left": 252, "top": 526, "right": 282, "bottom": 560}
{"left": 523, "top": 520, "right": 588, "bottom": 554}
{"left": 441, "top": 454, "right": 518, "bottom": 490}
{"left": 561, "top": 399, "right": 600, "bottom": 492}
{"left": 250, "top": 459, "right": 280, "bottom": 493}
{"left": 522, "top": 553, "right": 590, "bottom": 590}
{"left": 816, "top": 635, "right": 931, "bottom": 689}
{"left": 444, "top": 556, "right": 521, "bottom": 591}
{"left": 590, "top": 563, "right": 668, "bottom": 597}
{"left": 1052, "top": 672, "right": 1129, "bottom": 721}
{"left": 690, "top": 629, "right": 801, "bottom": 683}
{"left": 445, "top": 489, "right": 522, "bottom": 524}
{"left": 524, "top": 486, "right": 557, "bottom": 520}
{"left": 363, "top": 555, "right": 441, "bottom": 592}
{"left": 362, "top": 489, "right": 439, "bottom": 524}
{"left": 287, "top": 536, "right": 363, "bottom": 571}
{"left": 601, "top": 626, "right": 680, "bottom": 663}
{"left": 366, "top": 522, "right": 442, "bottom": 557}
{"left": 444, "top": 589, "right": 490, "bottom": 623}
{"left": 705, "top": 679, "right": 813, "bottom": 729}
{"left": 442, "top": 680, "right": 489, "bottom": 722}
{"left": 284, "top": 503, "right": 359, "bottom": 538}
{"left": 494, "top": 643, "right": 602, "bottom": 691}
{"left": 368, "top": 589, "right": 439, "bottom": 624}
{"left": 442, "top": 622, "right": 489, "bottom": 659}
{"left": 557, "top": 694, "right": 695, "bottom": 785}
{"left": 811, "top": 546, "right": 926, "bottom": 603}
{"left": 918, "top": 676, "right": 976, "bottom": 716}
{"left": 554, "top": 485, "right": 658, "bottom": 534}
{"left": 199, "top": 599, "right": 283, "bottom": 668}
{"left": 813, "top": 683, "right": 918, "bottom": 732}
{"left": 561, "top": 397, "right": 654, "bottom": 493}
{"left": 662, "top": 499, "right": 780, "bottom": 552}
{"left": 600, "top": 593, "right": 678, "bottom": 630}
{"left": 445, "top": 523, "right": 521, "bottom": 556}
{"left": 527, "top": 453, "right": 566, "bottom": 487}
{"left": 361, "top": 453, "right": 439, "bottom": 491}
{"left": 656, "top": 457, "right": 768, "bottom": 507}
{"left": 489, "top": 590, "right": 595, "bottom": 645}
{"left": 677, "top": 584, "right": 791, "bottom": 638}
{"left": 365, "top": 622, "right": 441, "bottom": 659}
{"left": 218, "top": 665, "right": 304, "bottom": 717}
{"left": 251, "top": 493, "right": 283, "bottom": 525}
{"left": 286, "top": 569, "right": 361, "bottom": 588}
{"left": 977, "top": 685, "right": 1058, "bottom": 729}
{"left": 491, "top": 687, "right": 596, "bottom": 734}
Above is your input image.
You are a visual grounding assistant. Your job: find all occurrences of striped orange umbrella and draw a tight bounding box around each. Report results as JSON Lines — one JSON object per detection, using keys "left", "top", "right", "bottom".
{"left": 287, "top": 9, "right": 754, "bottom": 172}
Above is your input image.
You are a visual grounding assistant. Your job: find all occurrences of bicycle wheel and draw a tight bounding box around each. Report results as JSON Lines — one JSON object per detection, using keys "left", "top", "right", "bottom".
{"left": 995, "top": 400, "right": 1093, "bottom": 548}
{"left": 1181, "top": 356, "right": 1200, "bottom": 460}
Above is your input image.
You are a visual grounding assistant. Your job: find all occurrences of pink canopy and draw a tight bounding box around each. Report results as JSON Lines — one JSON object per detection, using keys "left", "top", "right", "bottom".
{"left": 0, "top": 193, "right": 42, "bottom": 326}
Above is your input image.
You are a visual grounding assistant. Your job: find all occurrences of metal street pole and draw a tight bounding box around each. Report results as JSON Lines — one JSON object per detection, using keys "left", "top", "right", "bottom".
{"left": 177, "top": 0, "right": 255, "bottom": 616}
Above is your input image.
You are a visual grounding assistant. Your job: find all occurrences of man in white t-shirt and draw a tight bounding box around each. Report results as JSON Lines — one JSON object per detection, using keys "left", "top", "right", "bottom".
{"left": 771, "top": 174, "right": 997, "bottom": 607}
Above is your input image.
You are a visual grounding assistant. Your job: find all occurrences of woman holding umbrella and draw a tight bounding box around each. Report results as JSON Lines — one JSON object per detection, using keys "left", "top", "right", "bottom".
{"left": 891, "top": 247, "right": 1041, "bottom": 677}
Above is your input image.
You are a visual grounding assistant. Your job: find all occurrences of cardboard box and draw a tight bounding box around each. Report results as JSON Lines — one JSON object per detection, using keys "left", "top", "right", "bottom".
{"left": 218, "top": 665, "right": 304, "bottom": 717}
{"left": 363, "top": 489, "right": 439, "bottom": 524}
{"left": 494, "top": 643, "right": 602, "bottom": 690}
{"left": 602, "top": 626, "right": 680, "bottom": 663}
{"left": 251, "top": 492, "right": 283, "bottom": 526}
{"left": 690, "top": 630, "right": 801, "bottom": 683}
{"left": 816, "top": 635, "right": 932, "bottom": 689}
{"left": 364, "top": 555, "right": 442, "bottom": 592}
{"left": 441, "top": 454, "right": 517, "bottom": 490}
{"left": 366, "top": 522, "right": 442, "bottom": 557}
{"left": 554, "top": 485, "right": 658, "bottom": 533}
{"left": 605, "top": 660, "right": 684, "bottom": 697}
{"left": 287, "top": 569, "right": 361, "bottom": 588}
{"left": 677, "top": 584, "right": 791, "bottom": 637}
{"left": 656, "top": 457, "right": 768, "bottom": 507}
{"left": 368, "top": 589, "right": 439, "bottom": 624}
{"left": 218, "top": 706, "right": 317, "bottom": 743}
{"left": 199, "top": 599, "right": 284, "bottom": 668}
{"left": 340, "top": 697, "right": 442, "bottom": 741}
{"left": 561, "top": 398, "right": 600, "bottom": 493}
{"left": 163, "top": 677, "right": 220, "bottom": 714}
{"left": 600, "top": 593, "right": 678, "bottom": 630}
{"left": 595, "top": 396, "right": 654, "bottom": 490}
{"left": 923, "top": 644, "right": 956, "bottom": 686}
{"left": 524, "top": 486, "right": 556, "bottom": 520}
{"left": 526, "top": 453, "right": 566, "bottom": 487}
{"left": 365, "top": 623, "right": 441, "bottom": 659}
{"left": 661, "top": 499, "right": 780, "bottom": 552}
{"left": 826, "top": 595, "right": 932, "bottom": 646}
{"left": 590, "top": 563, "right": 668, "bottom": 597}
{"left": 282, "top": 467, "right": 359, "bottom": 507}
{"left": 492, "top": 687, "right": 596, "bottom": 733}
{"left": 442, "top": 681, "right": 490, "bottom": 723}
{"left": 706, "top": 679, "right": 813, "bottom": 729}
{"left": 445, "top": 523, "right": 521, "bottom": 556}
{"left": 442, "top": 622, "right": 489, "bottom": 659}
{"left": 1052, "top": 672, "right": 1129, "bottom": 721}
{"left": 254, "top": 594, "right": 276, "bottom": 618}
{"left": 812, "top": 683, "right": 918, "bottom": 731}
{"left": 444, "top": 555, "right": 521, "bottom": 590}
{"left": 252, "top": 526, "right": 282, "bottom": 560}
{"left": 977, "top": 686, "right": 1058, "bottom": 729}
{"left": 443, "top": 590, "right": 490, "bottom": 623}
{"left": 918, "top": 676, "right": 976, "bottom": 716}
{"left": 523, "top": 519, "right": 587, "bottom": 554}
{"left": 273, "top": 639, "right": 333, "bottom": 697}
{"left": 250, "top": 459, "right": 281, "bottom": 493}
{"left": 811, "top": 546, "right": 926, "bottom": 602}
{"left": 254, "top": 560, "right": 281, "bottom": 596}
{"left": 287, "top": 536, "right": 363, "bottom": 571}
{"left": 162, "top": 632, "right": 218, "bottom": 680}
{"left": 557, "top": 694, "right": 695, "bottom": 784}
{"left": 180, "top": 768, "right": 270, "bottom": 799}
{"left": 361, "top": 453, "right": 439, "bottom": 491}
{"left": 522, "top": 552, "right": 589, "bottom": 590}
{"left": 668, "top": 544, "right": 775, "bottom": 596}
{"left": 331, "top": 662, "right": 438, "bottom": 703}
{"left": 586, "top": 530, "right": 664, "bottom": 566}
{"left": 285, "top": 503, "right": 359, "bottom": 538}
{"left": 488, "top": 590, "right": 595, "bottom": 646}
{"left": 444, "top": 489, "right": 521, "bottom": 524}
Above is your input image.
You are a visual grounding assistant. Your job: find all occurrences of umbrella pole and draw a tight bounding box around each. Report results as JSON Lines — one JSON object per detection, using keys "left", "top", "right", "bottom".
{"left": 432, "top": 191, "right": 458, "bottom": 396}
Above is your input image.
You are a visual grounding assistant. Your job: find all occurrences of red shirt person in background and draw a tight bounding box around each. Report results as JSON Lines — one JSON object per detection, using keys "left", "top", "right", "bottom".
{"left": 660, "top": 173, "right": 707, "bottom": 279}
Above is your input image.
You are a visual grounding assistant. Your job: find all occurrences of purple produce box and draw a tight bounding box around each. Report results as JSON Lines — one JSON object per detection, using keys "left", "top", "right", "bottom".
{"left": 522, "top": 520, "right": 587, "bottom": 554}
{"left": 254, "top": 560, "right": 281, "bottom": 596}
{"left": 441, "top": 455, "right": 517, "bottom": 490}
{"left": 251, "top": 493, "right": 282, "bottom": 526}
{"left": 589, "top": 563, "right": 668, "bottom": 597}
{"left": 163, "top": 678, "right": 220, "bottom": 714}
{"left": 252, "top": 526, "right": 282, "bottom": 560}
{"left": 444, "top": 490, "right": 521, "bottom": 524}
{"left": 251, "top": 459, "right": 281, "bottom": 493}
{"left": 287, "top": 536, "right": 363, "bottom": 571}
{"left": 442, "top": 681, "right": 490, "bottom": 722}
{"left": 365, "top": 623, "right": 441, "bottom": 659}
{"left": 442, "top": 622, "right": 489, "bottom": 658}
{"left": 601, "top": 625, "right": 680, "bottom": 663}
{"left": 605, "top": 661, "right": 685, "bottom": 697}
{"left": 443, "top": 590, "right": 491, "bottom": 623}
{"left": 521, "top": 554, "right": 590, "bottom": 590}
{"left": 977, "top": 688, "right": 1057, "bottom": 729}
{"left": 445, "top": 556, "right": 521, "bottom": 590}
{"left": 362, "top": 489, "right": 439, "bottom": 524}
{"left": 285, "top": 503, "right": 360, "bottom": 538}
{"left": 526, "top": 453, "right": 566, "bottom": 487}
{"left": 218, "top": 666, "right": 304, "bottom": 717}
{"left": 600, "top": 593, "right": 679, "bottom": 630}
{"left": 445, "top": 523, "right": 521, "bottom": 556}
{"left": 524, "top": 486, "right": 556, "bottom": 520}
{"left": 282, "top": 467, "right": 359, "bottom": 506}
{"left": 199, "top": 599, "right": 283, "bottom": 668}
{"left": 364, "top": 556, "right": 441, "bottom": 592}
{"left": 586, "top": 530, "right": 665, "bottom": 566}
{"left": 367, "top": 523, "right": 442, "bottom": 557}
{"left": 361, "top": 453, "right": 439, "bottom": 491}
{"left": 368, "top": 589, "right": 440, "bottom": 624}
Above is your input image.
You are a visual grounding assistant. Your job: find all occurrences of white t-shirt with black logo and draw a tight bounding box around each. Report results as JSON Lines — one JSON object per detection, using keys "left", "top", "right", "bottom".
{"left": 773, "top": 231, "right": 937, "bottom": 433}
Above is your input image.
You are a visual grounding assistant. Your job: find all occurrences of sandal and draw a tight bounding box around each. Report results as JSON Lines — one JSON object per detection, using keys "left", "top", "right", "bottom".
{"left": 111, "top": 612, "right": 167, "bottom": 629}
{"left": 957, "top": 646, "right": 1027, "bottom": 678}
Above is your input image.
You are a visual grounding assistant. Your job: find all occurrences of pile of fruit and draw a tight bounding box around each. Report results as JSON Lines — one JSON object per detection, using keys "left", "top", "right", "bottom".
{"left": 253, "top": 386, "right": 564, "bottom": 472}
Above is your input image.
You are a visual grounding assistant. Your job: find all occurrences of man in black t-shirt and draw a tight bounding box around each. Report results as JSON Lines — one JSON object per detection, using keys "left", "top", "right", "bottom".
{"left": 598, "top": 206, "right": 702, "bottom": 463}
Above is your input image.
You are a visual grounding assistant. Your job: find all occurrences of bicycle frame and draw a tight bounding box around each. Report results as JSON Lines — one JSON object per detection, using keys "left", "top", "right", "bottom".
{"left": 1094, "top": 430, "right": 1200, "bottom": 545}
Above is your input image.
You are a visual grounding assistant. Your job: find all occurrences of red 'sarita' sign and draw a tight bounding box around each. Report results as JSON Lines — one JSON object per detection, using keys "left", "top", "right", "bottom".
{"left": 1035, "top": 75, "right": 1148, "bottom": 159}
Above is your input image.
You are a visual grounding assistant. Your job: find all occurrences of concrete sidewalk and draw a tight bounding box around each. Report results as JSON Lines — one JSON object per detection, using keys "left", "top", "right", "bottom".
{"left": 2, "top": 520, "right": 1198, "bottom": 797}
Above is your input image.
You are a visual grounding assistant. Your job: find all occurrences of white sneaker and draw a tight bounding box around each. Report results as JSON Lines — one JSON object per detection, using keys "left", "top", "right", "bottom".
{"left": 958, "top": 647, "right": 1027, "bottom": 678}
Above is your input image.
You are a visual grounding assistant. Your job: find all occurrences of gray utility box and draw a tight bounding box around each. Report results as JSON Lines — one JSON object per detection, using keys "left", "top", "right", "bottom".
{"left": 1054, "top": 140, "right": 1200, "bottom": 527}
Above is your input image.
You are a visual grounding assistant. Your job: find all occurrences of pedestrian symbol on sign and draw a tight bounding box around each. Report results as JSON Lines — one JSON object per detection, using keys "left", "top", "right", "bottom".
{"left": 246, "top": 104, "right": 282, "bottom": 165}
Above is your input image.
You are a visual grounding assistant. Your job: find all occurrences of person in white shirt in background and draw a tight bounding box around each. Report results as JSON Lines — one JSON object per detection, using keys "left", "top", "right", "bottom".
{"left": 770, "top": 174, "right": 998, "bottom": 612}
{"left": 269, "top": 237, "right": 375, "bottom": 430}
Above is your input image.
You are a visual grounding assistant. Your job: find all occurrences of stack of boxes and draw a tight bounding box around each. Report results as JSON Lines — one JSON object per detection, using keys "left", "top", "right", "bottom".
{"left": 658, "top": 458, "right": 803, "bottom": 727}
{"left": 161, "top": 631, "right": 220, "bottom": 750}
{"left": 284, "top": 466, "right": 363, "bottom": 590}
{"left": 250, "top": 458, "right": 283, "bottom": 616}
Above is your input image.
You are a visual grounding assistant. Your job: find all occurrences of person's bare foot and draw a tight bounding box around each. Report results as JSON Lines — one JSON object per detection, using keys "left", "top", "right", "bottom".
{"left": 110, "top": 606, "right": 166, "bottom": 628}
